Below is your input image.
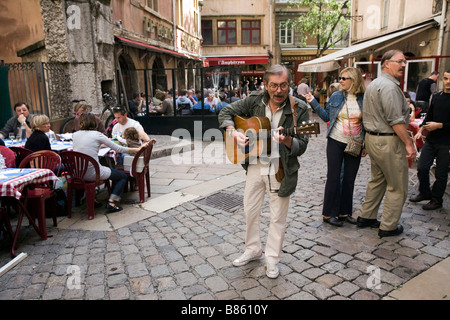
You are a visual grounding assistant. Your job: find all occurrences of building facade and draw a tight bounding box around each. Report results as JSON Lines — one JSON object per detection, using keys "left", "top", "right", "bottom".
{"left": 112, "top": 0, "right": 203, "bottom": 102}
{"left": 0, "top": 0, "right": 203, "bottom": 129}
{"left": 274, "top": 0, "right": 349, "bottom": 89}
{"left": 200, "top": 0, "right": 274, "bottom": 92}
{"left": 299, "top": 0, "right": 450, "bottom": 93}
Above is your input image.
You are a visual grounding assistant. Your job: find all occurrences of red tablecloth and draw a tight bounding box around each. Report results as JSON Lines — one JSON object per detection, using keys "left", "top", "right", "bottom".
{"left": 0, "top": 168, "right": 58, "bottom": 199}
{"left": 1, "top": 168, "right": 59, "bottom": 256}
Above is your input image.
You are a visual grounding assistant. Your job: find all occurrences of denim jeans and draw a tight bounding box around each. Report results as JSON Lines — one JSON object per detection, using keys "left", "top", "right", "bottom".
{"left": 109, "top": 168, "right": 128, "bottom": 201}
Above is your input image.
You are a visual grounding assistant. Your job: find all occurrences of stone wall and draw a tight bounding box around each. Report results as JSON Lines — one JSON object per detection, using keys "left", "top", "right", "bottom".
{"left": 39, "top": 0, "right": 115, "bottom": 114}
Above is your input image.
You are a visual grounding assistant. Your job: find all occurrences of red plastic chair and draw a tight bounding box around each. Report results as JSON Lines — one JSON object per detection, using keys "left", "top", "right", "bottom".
{"left": 9, "top": 146, "right": 33, "bottom": 168}
{"left": 60, "top": 151, "right": 111, "bottom": 220}
{"left": 118, "top": 141, "right": 154, "bottom": 203}
{"left": 18, "top": 150, "right": 62, "bottom": 238}
{"left": 0, "top": 146, "right": 16, "bottom": 168}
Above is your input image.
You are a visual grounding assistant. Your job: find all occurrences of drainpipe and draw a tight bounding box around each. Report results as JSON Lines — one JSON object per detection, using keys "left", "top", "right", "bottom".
{"left": 173, "top": 0, "right": 177, "bottom": 52}
{"left": 437, "top": 0, "right": 448, "bottom": 59}
{"left": 269, "top": 0, "right": 273, "bottom": 59}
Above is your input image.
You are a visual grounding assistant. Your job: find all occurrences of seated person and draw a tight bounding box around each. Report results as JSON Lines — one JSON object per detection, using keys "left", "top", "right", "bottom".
{"left": 25, "top": 115, "right": 65, "bottom": 175}
{"left": 188, "top": 89, "right": 197, "bottom": 104}
{"left": 0, "top": 146, "right": 15, "bottom": 168}
{"left": 117, "top": 127, "right": 142, "bottom": 164}
{"left": 25, "top": 114, "right": 51, "bottom": 152}
{"left": 0, "top": 102, "right": 33, "bottom": 140}
{"left": 404, "top": 92, "right": 417, "bottom": 122}
{"left": 73, "top": 113, "right": 148, "bottom": 212}
{"left": 128, "top": 92, "right": 144, "bottom": 119}
{"left": 192, "top": 101, "right": 213, "bottom": 114}
{"left": 72, "top": 102, "right": 107, "bottom": 135}
{"left": 204, "top": 93, "right": 219, "bottom": 112}
{"left": 176, "top": 89, "right": 193, "bottom": 115}
{"left": 215, "top": 92, "right": 229, "bottom": 114}
{"left": 0, "top": 138, "right": 4, "bottom": 146}
{"left": 111, "top": 106, "right": 155, "bottom": 144}
{"left": 153, "top": 90, "right": 174, "bottom": 116}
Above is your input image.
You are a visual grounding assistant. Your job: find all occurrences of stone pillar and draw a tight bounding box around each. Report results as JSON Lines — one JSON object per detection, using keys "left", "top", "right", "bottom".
{"left": 40, "top": 0, "right": 115, "bottom": 114}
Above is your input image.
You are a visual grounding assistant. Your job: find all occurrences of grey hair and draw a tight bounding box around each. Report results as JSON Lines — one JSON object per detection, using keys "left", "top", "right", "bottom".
{"left": 263, "top": 64, "right": 292, "bottom": 83}
{"left": 381, "top": 49, "right": 403, "bottom": 68}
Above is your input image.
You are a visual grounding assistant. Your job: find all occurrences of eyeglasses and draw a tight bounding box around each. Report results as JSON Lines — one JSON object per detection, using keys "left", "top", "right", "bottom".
{"left": 268, "top": 82, "right": 289, "bottom": 90}
{"left": 338, "top": 77, "right": 352, "bottom": 81}
{"left": 389, "top": 59, "right": 407, "bottom": 65}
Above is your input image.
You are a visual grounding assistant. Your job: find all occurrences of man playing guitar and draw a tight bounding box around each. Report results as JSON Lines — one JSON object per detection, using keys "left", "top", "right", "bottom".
{"left": 218, "top": 64, "right": 311, "bottom": 278}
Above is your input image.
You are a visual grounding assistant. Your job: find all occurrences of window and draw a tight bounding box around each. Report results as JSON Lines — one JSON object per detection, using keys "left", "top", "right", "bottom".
{"left": 242, "top": 20, "right": 261, "bottom": 45}
{"left": 279, "top": 21, "right": 293, "bottom": 45}
{"left": 382, "top": 0, "right": 390, "bottom": 29}
{"left": 217, "top": 20, "right": 236, "bottom": 45}
{"left": 146, "top": 0, "right": 158, "bottom": 11}
{"left": 202, "top": 20, "right": 213, "bottom": 45}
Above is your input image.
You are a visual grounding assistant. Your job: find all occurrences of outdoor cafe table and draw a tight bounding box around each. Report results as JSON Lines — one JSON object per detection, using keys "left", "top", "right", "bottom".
{"left": 5, "top": 138, "right": 116, "bottom": 161}
{"left": 4, "top": 138, "right": 73, "bottom": 152}
{"left": 0, "top": 168, "right": 58, "bottom": 257}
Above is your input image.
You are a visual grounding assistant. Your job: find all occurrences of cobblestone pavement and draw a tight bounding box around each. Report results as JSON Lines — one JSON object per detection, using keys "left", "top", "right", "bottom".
{"left": 0, "top": 113, "right": 448, "bottom": 302}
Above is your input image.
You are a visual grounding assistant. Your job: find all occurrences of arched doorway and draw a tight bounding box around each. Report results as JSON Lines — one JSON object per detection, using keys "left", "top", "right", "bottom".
{"left": 152, "top": 57, "right": 167, "bottom": 94}
{"left": 118, "top": 54, "right": 138, "bottom": 104}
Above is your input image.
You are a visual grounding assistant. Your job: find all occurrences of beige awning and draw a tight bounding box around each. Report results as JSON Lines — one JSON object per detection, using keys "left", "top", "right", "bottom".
{"left": 297, "top": 21, "right": 437, "bottom": 73}
{"left": 297, "top": 60, "right": 341, "bottom": 72}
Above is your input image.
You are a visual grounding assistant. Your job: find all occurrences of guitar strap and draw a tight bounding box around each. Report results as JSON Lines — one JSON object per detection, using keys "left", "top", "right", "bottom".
{"left": 275, "top": 96, "right": 299, "bottom": 183}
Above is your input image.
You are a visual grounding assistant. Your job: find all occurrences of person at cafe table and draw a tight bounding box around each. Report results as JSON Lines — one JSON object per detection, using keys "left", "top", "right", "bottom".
{"left": 111, "top": 106, "right": 154, "bottom": 144}
{"left": 72, "top": 102, "right": 107, "bottom": 135}
{"left": 0, "top": 102, "right": 33, "bottom": 140}
{"left": 24, "top": 114, "right": 52, "bottom": 152}
{"left": 73, "top": 113, "right": 149, "bottom": 212}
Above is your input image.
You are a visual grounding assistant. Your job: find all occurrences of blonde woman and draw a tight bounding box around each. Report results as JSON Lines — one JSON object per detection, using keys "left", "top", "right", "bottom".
{"left": 304, "top": 67, "right": 366, "bottom": 227}
{"left": 24, "top": 114, "right": 52, "bottom": 152}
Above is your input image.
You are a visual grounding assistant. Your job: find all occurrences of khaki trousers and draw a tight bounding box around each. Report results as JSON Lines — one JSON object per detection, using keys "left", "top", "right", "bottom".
{"left": 243, "top": 161, "right": 290, "bottom": 265}
{"left": 360, "top": 134, "right": 409, "bottom": 231}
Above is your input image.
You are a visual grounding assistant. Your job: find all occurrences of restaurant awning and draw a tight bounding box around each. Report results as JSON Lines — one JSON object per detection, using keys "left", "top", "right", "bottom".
{"left": 115, "top": 36, "right": 202, "bottom": 61}
{"left": 203, "top": 55, "right": 269, "bottom": 67}
{"left": 298, "top": 21, "right": 437, "bottom": 72}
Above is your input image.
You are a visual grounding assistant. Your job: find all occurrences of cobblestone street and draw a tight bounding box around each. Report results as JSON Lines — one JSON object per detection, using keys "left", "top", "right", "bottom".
{"left": 0, "top": 113, "right": 449, "bottom": 303}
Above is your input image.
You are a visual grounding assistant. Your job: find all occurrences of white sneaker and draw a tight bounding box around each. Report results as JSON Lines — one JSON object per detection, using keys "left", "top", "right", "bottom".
{"left": 232, "top": 250, "right": 263, "bottom": 267}
{"left": 265, "top": 262, "right": 279, "bottom": 279}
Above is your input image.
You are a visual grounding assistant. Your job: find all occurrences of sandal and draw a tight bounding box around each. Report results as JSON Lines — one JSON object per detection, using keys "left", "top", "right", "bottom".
{"left": 105, "top": 200, "right": 123, "bottom": 213}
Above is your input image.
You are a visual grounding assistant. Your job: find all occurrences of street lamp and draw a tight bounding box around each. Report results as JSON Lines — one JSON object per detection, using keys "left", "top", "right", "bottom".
{"left": 341, "top": 3, "right": 363, "bottom": 22}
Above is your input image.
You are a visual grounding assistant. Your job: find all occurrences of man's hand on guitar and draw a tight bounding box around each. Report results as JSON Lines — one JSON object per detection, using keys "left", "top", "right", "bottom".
{"left": 228, "top": 128, "right": 248, "bottom": 147}
{"left": 273, "top": 126, "right": 292, "bottom": 149}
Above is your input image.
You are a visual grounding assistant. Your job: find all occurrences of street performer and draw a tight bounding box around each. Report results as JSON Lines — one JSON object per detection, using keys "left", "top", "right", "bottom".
{"left": 218, "top": 64, "right": 310, "bottom": 278}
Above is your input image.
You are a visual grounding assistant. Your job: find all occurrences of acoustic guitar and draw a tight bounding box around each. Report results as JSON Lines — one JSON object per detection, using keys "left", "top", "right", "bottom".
{"left": 224, "top": 116, "right": 320, "bottom": 164}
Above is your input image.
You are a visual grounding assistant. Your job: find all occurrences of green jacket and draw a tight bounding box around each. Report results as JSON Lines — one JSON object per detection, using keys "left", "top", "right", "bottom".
{"left": 218, "top": 91, "right": 310, "bottom": 197}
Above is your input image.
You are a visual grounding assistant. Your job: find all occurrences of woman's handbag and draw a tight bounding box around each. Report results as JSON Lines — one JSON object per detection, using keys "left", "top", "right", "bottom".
{"left": 344, "top": 136, "right": 362, "bottom": 157}
{"left": 343, "top": 99, "right": 362, "bottom": 157}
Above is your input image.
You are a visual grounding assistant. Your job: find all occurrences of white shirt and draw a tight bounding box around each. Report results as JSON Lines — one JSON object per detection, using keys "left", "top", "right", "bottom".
{"left": 111, "top": 118, "right": 144, "bottom": 139}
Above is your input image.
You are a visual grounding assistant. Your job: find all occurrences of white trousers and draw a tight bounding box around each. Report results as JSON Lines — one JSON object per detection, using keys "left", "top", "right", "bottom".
{"left": 243, "top": 161, "right": 290, "bottom": 264}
